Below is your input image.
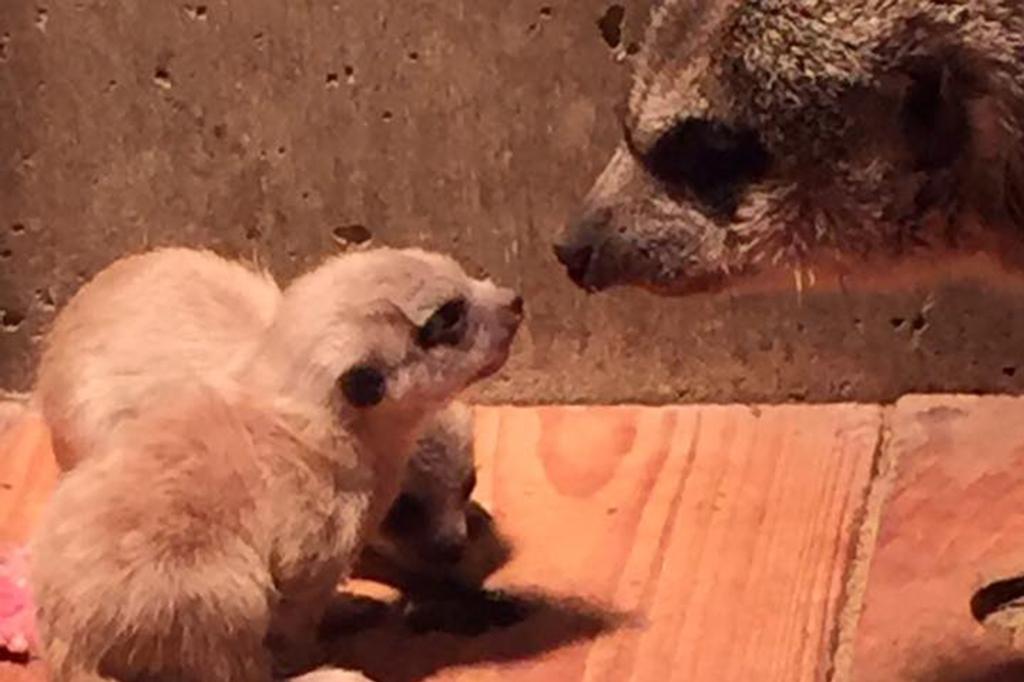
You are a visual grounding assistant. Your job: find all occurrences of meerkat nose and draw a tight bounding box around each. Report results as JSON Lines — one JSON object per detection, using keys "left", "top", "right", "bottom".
{"left": 554, "top": 242, "right": 594, "bottom": 287}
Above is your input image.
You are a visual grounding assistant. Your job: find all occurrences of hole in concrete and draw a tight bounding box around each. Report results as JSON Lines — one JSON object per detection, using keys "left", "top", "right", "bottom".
{"left": 35, "top": 8, "right": 48, "bottom": 32}
{"left": 343, "top": 65, "right": 356, "bottom": 84}
{"left": 406, "top": 51, "right": 419, "bottom": 62}
{"left": 1, "top": 309, "right": 25, "bottom": 332}
{"left": 972, "top": 575, "right": 1024, "bottom": 624}
{"left": 153, "top": 67, "right": 173, "bottom": 90}
{"left": 625, "top": 41, "right": 640, "bottom": 55}
{"left": 10, "top": 223, "right": 25, "bottom": 235}
{"left": 381, "top": 110, "right": 393, "bottom": 121}
{"left": 35, "top": 288, "right": 55, "bottom": 310}
{"left": 0, "top": 248, "right": 12, "bottom": 260}
{"left": 245, "top": 226, "right": 261, "bottom": 241}
{"left": 277, "top": 145, "right": 287, "bottom": 155}
{"left": 890, "top": 316, "right": 906, "bottom": 331}
{"left": 0, "top": 34, "right": 11, "bottom": 62}
{"left": 597, "top": 5, "right": 625, "bottom": 49}
{"left": 911, "top": 313, "right": 927, "bottom": 332}
{"left": 1003, "top": 366, "right": 1017, "bottom": 378}
{"left": 540, "top": 6, "right": 553, "bottom": 18}
{"left": 184, "top": 4, "right": 207, "bottom": 20}
{"left": 325, "top": 72, "right": 340, "bottom": 88}
{"left": 332, "top": 224, "right": 372, "bottom": 245}
{"left": 212, "top": 123, "right": 227, "bottom": 139}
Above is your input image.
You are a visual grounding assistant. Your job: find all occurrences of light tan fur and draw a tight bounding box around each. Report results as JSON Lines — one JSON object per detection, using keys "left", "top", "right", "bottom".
{"left": 33, "top": 248, "right": 280, "bottom": 470}
{"left": 31, "top": 248, "right": 500, "bottom": 584}
{"left": 29, "top": 248, "right": 522, "bottom": 682}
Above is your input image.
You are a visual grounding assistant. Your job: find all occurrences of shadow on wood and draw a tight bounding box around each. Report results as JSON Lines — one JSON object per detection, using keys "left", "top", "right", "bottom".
{"left": 912, "top": 658, "right": 1024, "bottom": 682}
{"left": 324, "top": 588, "right": 628, "bottom": 682}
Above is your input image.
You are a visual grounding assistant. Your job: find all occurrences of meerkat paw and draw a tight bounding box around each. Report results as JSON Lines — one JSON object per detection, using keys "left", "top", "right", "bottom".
{"left": 0, "top": 545, "right": 37, "bottom": 657}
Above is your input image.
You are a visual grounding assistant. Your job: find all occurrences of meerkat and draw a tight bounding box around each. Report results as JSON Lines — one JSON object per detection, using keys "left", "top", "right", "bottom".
{"left": 355, "top": 400, "right": 512, "bottom": 594}
{"left": 37, "top": 253, "right": 489, "bottom": 571}
{"left": 554, "top": 0, "right": 1024, "bottom": 294}
{"left": 28, "top": 247, "right": 523, "bottom": 682}
{"left": 0, "top": 249, "right": 514, "bottom": 658}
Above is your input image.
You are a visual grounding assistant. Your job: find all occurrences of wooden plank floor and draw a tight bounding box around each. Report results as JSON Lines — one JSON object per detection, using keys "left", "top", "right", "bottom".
{"left": 848, "top": 396, "right": 1024, "bottom": 682}
{"left": 0, "top": 404, "right": 882, "bottom": 682}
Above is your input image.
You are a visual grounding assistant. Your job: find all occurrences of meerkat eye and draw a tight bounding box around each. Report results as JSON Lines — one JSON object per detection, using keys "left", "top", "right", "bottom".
{"left": 643, "top": 117, "right": 770, "bottom": 215}
{"left": 338, "top": 364, "right": 386, "bottom": 408}
{"left": 461, "top": 470, "right": 477, "bottom": 500}
{"left": 383, "top": 493, "right": 428, "bottom": 535}
{"left": 416, "top": 297, "right": 468, "bottom": 349}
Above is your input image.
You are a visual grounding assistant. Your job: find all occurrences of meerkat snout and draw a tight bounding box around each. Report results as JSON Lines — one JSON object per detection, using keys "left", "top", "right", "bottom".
{"left": 554, "top": 208, "right": 612, "bottom": 291}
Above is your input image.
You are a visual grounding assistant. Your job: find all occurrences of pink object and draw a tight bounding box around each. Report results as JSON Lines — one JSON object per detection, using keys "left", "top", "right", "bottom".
{"left": 0, "top": 545, "right": 37, "bottom": 657}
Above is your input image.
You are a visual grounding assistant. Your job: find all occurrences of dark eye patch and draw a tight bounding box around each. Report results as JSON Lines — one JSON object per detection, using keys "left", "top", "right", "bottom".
{"left": 416, "top": 298, "right": 468, "bottom": 349}
{"left": 383, "top": 493, "right": 428, "bottom": 536}
{"left": 642, "top": 117, "right": 770, "bottom": 216}
{"left": 338, "top": 364, "right": 386, "bottom": 408}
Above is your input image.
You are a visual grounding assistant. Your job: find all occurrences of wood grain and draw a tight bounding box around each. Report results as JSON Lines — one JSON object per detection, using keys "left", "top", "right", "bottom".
{"left": 408, "top": 405, "right": 880, "bottom": 682}
{"left": 850, "top": 396, "right": 1024, "bottom": 682}
{"left": 0, "top": 405, "right": 881, "bottom": 682}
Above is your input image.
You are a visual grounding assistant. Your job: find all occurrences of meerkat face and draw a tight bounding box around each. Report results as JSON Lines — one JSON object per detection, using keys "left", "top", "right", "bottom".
{"left": 374, "top": 401, "right": 478, "bottom": 565}
{"left": 259, "top": 249, "right": 523, "bottom": 414}
{"left": 555, "top": 0, "right": 1024, "bottom": 294}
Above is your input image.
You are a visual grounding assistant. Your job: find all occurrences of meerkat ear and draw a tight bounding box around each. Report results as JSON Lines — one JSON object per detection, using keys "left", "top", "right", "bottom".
{"left": 339, "top": 364, "right": 387, "bottom": 408}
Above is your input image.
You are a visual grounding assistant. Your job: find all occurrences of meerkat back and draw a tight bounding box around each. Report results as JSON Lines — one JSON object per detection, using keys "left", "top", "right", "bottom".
{"left": 34, "top": 247, "right": 280, "bottom": 469}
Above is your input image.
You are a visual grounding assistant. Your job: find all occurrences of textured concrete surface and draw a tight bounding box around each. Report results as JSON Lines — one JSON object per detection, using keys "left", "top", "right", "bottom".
{"left": 2, "top": 1, "right": 1024, "bottom": 403}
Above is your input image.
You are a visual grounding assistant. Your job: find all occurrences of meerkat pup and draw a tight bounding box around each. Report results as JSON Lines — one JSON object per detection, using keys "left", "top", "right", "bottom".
{"left": 0, "top": 249, "right": 512, "bottom": 657}
{"left": 356, "top": 400, "right": 512, "bottom": 594}
{"left": 28, "top": 248, "right": 523, "bottom": 682}
{"left": 32, "top": 248, "right": 506, "bottom": 584}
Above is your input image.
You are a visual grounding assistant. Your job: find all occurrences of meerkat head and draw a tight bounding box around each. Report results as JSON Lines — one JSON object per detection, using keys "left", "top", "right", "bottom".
{"left": 371, "top": 401, "right": 478, "bottom": 564}
{"left": 252, "top": 248, "right": 523, "bottom": 420}
{"left": 555, "top": 0, "right": 1024, "bottom": 295}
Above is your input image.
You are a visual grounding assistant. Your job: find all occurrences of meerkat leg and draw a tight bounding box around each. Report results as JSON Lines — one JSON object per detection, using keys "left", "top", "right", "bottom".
{"left": 267, "top": 582, "right": 340, "bottom": 677}
{"left": 33, "top": 541, "right": 277, "bottom": 682}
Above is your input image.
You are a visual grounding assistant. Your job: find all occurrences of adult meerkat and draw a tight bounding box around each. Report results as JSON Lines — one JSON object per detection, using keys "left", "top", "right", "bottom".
{"left": 29, "top": 247, "right": 522, "bottom": 682}
{"left": 554, "top": 0, "right": 1024, "bottom": 294}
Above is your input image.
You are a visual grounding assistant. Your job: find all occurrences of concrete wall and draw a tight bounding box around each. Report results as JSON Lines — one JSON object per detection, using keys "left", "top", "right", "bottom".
{"left": 2, "top": 0, "right": 1024, "bottom": 404}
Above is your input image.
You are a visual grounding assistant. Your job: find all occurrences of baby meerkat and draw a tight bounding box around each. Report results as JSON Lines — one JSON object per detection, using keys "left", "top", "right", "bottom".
{"left": 356, "top": 400, "right": 512, "bottom": 594}
{"left": 28, "top": 248, "right": 523, "bottom": 682}
{"left": 30, "top": 247, "right": 504, "bottom": 577}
